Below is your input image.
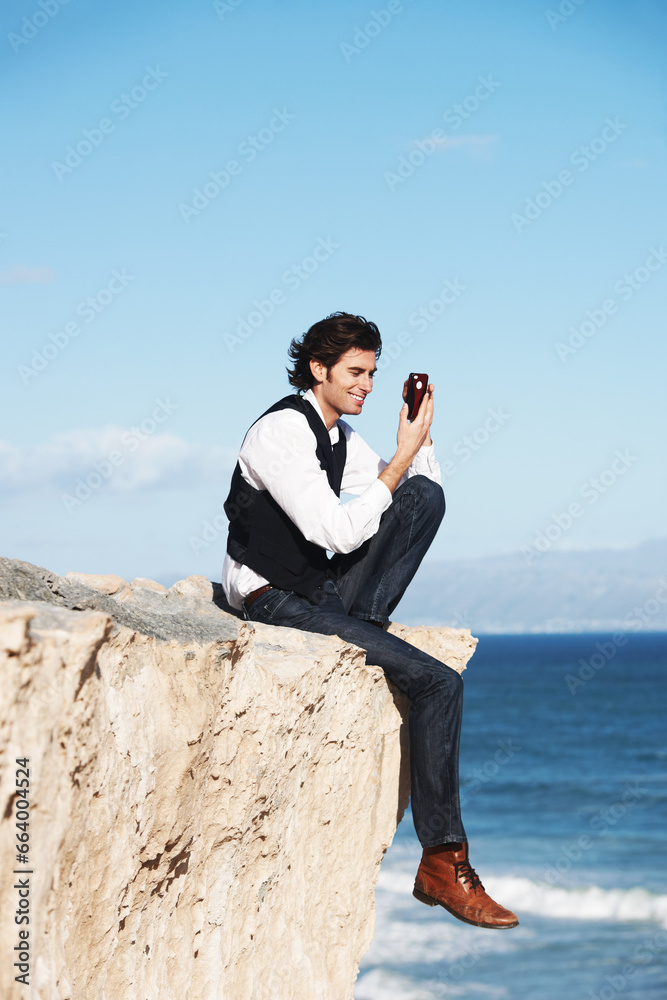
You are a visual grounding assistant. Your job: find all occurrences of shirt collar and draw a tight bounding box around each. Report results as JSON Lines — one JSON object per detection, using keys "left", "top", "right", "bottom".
{"left": 303, "top": 388, "right": 340, "bottom": 444}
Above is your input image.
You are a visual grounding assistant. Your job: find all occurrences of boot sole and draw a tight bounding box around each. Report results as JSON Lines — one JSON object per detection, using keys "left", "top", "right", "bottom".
{"left": 412, "top": 887, "right": 520, "bottom": 929}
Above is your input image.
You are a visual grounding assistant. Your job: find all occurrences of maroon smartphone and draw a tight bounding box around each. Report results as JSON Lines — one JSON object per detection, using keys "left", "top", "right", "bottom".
{"left": 406, "top": 373, "right": 428, "bottom": 420}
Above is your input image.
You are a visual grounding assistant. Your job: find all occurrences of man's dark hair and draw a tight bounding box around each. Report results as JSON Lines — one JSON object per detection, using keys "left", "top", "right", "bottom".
{"left": 286, "top": 312, "right": 382, "bottom": 392}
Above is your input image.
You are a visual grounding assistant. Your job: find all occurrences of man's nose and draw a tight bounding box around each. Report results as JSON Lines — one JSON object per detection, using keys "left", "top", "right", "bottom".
{"left": 360, "top": 374, "right": 373, "bottom": 392}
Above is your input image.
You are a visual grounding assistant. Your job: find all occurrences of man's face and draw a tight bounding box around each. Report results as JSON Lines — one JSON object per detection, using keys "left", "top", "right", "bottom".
{"left": 310, "top": 347, "right": 377, "bottom": 426}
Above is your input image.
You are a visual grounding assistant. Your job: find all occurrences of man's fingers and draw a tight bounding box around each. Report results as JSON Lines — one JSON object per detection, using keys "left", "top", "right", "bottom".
{"left": 417, "top": 387, "right": 433, "bottom": 418}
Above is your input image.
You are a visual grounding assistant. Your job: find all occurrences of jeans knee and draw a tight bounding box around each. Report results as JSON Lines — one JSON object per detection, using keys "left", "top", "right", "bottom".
{"left": 447, "top": 667, "right": 463, "bottom": 698}
{"left": 442, "top": 664, "right": 464, "bottom": 698}
{"left": 408, "top": 475, "right": 445, "bottom": 521}
{"left": 416, "top": 661, "right": 464, "bottom": 703}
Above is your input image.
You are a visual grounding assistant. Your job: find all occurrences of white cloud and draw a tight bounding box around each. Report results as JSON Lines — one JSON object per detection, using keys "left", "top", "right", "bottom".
{"left": 619, "top": 159, "right": 651, "bottom": 169}
{"left": 0, "top": 266, "right": 55, "bottom": 285}
{"left": 0, "top": 428, "right": 236, "bottom": 494}
{"left": 430, "top": 134, "right": 498, "bottom": 150}
{"left": 409, "top": 133, "right": 498, "bottom": 163}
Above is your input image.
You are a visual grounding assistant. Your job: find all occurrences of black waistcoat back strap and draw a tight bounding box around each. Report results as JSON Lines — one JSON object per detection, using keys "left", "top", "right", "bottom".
{"left": 225, "top": 394, "right": 347, "bottom": 602}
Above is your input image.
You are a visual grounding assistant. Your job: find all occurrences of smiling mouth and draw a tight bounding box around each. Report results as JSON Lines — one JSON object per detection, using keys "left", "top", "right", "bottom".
{"left": 349, "top": 392, "right": 365, "bottom": 403}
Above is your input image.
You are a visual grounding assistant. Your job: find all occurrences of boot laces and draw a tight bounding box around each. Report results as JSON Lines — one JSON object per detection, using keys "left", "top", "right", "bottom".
{"left": 454, "top": 860, "right": 483, "bottom": 893}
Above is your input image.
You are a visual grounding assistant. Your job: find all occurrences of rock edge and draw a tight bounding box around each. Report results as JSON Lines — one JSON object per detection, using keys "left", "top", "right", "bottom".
{"left": 0, "top": 558, "right": 477, "bottom": 1000}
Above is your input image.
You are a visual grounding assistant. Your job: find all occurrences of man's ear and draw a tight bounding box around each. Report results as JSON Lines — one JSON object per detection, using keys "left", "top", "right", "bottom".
{"left": 309, "top": 358, "right": 325, "bottom": 385}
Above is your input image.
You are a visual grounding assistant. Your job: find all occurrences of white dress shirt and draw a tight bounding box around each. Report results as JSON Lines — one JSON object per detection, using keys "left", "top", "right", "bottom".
{"left": 221, "top": 388, "right": 441, "bottom": 610}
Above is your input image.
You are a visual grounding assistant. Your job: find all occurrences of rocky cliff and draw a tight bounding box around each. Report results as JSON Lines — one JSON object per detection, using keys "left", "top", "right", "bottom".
{"left": 0, "top": 558, "right": 476, "bottom": 1000}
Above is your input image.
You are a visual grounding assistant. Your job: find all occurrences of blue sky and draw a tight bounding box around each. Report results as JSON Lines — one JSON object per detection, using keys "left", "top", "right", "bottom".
{"left": 1, "top": 0, "right": 666, "bottom": 583}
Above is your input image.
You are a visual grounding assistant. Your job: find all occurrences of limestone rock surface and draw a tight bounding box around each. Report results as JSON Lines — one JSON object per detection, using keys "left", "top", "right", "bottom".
{"left": 0, "top": 558, "right": 476, "bottom": 1000}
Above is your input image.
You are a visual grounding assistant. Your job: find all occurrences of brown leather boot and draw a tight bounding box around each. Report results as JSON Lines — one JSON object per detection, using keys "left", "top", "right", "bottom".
{"left": 413, "top": 842, "right": 519, "bottom": 929}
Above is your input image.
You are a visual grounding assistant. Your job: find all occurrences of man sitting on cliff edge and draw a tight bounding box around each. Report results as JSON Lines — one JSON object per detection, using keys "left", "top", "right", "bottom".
{"left": 221, "top": 311, "right": 518, "bottom": 929}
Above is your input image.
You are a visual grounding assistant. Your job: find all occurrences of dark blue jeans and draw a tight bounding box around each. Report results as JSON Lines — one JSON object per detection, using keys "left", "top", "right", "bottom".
{"left": 242, "top": 475, "right": 466, "bottom": 848}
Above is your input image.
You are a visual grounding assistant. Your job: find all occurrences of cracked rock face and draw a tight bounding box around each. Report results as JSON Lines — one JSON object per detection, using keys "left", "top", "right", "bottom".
{"left": 0, "top": 558, "right": 476, "bottom": 1000}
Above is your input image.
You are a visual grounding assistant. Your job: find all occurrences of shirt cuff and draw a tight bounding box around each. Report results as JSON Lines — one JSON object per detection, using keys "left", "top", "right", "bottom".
{"left": 411, "top": 444, "right": 435, "bottom": 469}
{"left": 367, "top": 475, "right": 393, "bottom": 509}
{"left": 404, "top": 443, "right": 440, "bottom": 485}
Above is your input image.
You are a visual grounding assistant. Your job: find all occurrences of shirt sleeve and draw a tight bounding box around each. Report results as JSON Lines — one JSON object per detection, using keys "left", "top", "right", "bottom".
{"left": 239, "top": 410, "right": 393, "bottom": 555}
{"left": 339, "top": 420, "right": 442, "bottom": 494}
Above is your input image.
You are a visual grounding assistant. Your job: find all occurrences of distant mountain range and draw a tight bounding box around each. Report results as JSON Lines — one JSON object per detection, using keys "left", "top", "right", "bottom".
{"left": 393, "top": 540, "right": 667, "bottom": 633}
{"left": 161, "top": 540, "right": 667, "bottom": 635}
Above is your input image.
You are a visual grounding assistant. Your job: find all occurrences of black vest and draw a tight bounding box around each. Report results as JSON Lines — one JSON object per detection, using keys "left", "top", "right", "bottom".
{"left": 225, "top": 394, "right": 347, "bottom": 601}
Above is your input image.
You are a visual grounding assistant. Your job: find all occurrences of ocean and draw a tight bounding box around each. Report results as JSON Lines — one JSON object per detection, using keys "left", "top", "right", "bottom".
{"left": 355, "top": 633, "right": 667, "bottom": 1000}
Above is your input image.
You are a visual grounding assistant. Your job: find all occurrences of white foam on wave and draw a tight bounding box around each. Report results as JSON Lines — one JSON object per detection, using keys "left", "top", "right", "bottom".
{"left": 363, "top": 873, "right": 523, "bottom": 969}
{"left": 485, "top": 875, "right": 667, "bottom": 928}
{"left": 355, "top": 966, "right": 511, "bottom": 1000}
{"left": 355, "top": 968, "right": 435, "bottom": 1000}
{"left": 358, "top": 912, "right": 518, "bottom": 967}
{"left": 376, "top": 869, "right": 667, "bottom": 929}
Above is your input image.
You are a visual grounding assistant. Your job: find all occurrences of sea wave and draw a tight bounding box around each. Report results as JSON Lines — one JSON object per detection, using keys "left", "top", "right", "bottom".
{"left": 486, "top": 875, "right": 667, "bottom": 928}
{"left": 377, "top": 870, "right": 667, "bottom": 928}
{"left": 355, "top": 966, "right": 510, "bottom": 1000}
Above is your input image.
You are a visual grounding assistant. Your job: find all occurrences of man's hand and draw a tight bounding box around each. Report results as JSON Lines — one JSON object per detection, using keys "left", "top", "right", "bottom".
{"left": 401, "top": 378, "right": 433, "bottom": 447}
{"left": 379, "top": 384, "right": 434, "bottom": 495}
